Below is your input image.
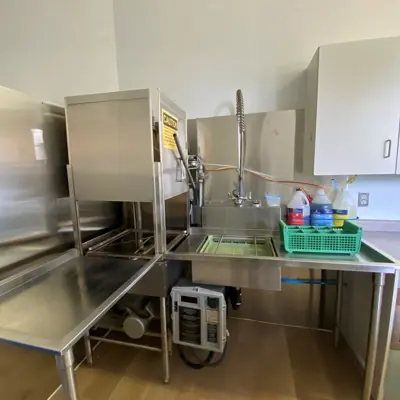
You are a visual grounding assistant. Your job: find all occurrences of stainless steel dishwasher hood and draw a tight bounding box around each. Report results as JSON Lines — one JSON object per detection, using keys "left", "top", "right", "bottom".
{"left": 0, "top": 87, "right": 191, "bottom": 400}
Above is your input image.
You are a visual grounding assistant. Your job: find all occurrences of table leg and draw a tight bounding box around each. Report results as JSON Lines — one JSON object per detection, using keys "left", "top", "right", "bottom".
{"left": 84, "top": 332, "right": 93, "bottom": 366}
{"left": 55, "top": 349, "right": 79, "bottom": 400}
{"left": 160, "top": 296, "right": 170, "bottom": 383}
{"left": 362, "top": 273, "right": 385, "bottom": 400}
{"left": 334, "top": 271, "right": 343, "bottom": 347}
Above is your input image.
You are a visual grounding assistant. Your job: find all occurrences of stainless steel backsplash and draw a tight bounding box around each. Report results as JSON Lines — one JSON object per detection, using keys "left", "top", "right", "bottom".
{"left": 0, "top": 86, "right": 120, "bottom": 270}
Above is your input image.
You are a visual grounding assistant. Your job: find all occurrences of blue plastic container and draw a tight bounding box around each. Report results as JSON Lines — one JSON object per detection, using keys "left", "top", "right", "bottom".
{"left": 310, "top": 189, "right": 333, "bottom": 226}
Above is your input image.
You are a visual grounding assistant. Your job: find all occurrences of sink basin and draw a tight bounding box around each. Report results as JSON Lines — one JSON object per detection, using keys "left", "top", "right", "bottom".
{"left": 193, "top": 235, "right": 280, "bottom": 290}
{"left": 199, "top": 235, "right": 276, "bottom": 257}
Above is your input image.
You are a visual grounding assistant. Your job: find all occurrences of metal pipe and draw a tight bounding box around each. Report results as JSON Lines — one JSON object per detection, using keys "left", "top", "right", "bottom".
{"left": 133, "top": 203, "right": 138, "bottom": 246}
{"left": 236, "top": 89, "right": 245, "bottom": 200}
{"left": 141, "top": 244, "right": 155, "bottom": 255}
{"left": 334, "top": 271, "right": 343, "bottom": 347}
{"left": 160, "top": 296, "right": 170, "bottom": 383}
{"left": 153, "top": 162, "right": 167, "bottom": 254}
{"left": 198, "top": 164, "right": 205, "bottom": 207}
{"left": 173, "top": 133, "right": 196, "bottom": 189}
{"left": 87, "top": 251, "right": 143, "bottom": 260}
{"left": 83, "top": 333, "right": 93, "bottom": 366}
{"left": 87, "top": 229, "right": 131, "bottom": 252}
{"left": 82, "top": 228, "right": 122, "bottom": 251}
{"left": 229, "top": 316, "right": 333, "bottom": 333}
{"left": 88, "top": 336, "right": 161, "bottom": 352}
{"left": 55, "top": 349, "right": 78, "bottom": 400}
{"left": 377, "top": 271, "right": 399, "bottom": 400}
{"left": 363, "top": 273, "right": 385, "bottom": 400}
{"left": 134, "top": 202, "right": 143, "bottom": 247}
{"left": 133, "top": 236, "right": 153, "bottom": 255}
{"left": 215, "top": 235, "right": 224, "bottom": 254}
{"left": 48, "top": 331, "right": 109, "bottom": 400}
{"left": 74, "top": 202, "right": 84, "bottom": 256}
{"left": 67, "top": 166, "right": 83, "bottom": 256}
{"left": 166, "top": 232, "right": 187, "bottom": 252}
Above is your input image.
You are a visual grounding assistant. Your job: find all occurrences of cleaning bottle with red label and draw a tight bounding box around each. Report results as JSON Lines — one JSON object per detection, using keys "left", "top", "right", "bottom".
{"left": 287, "top": 189, "right": 309, "bottom": 226}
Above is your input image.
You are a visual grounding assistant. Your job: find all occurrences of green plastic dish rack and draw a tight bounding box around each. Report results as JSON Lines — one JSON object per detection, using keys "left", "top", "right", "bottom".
{"left": 280, "top": 220, "right": 363, "bottom": 255}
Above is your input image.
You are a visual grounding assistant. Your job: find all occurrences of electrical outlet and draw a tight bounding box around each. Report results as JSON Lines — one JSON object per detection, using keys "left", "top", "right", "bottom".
{"left": 358, "top": 192, "right": 370, "bottom": 207}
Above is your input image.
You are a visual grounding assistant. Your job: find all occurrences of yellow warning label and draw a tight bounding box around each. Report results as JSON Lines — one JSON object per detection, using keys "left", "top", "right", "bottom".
{"left": 162, "top": 109, "right": 178, "bottom": 150}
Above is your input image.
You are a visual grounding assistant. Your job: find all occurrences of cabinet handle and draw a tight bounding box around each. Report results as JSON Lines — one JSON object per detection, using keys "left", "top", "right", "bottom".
{"left": 384, "top": 139, "right": 392, "bottom": 158}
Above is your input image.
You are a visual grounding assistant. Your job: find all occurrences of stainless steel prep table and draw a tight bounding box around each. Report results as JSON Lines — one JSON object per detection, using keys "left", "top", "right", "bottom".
{"left": 364, "top": 231, "right": 400, "bottom": 261}
{"left": 0, "top": 249, "right": 160, "bottom": 400}
{"left": 166, "top": 229, "right": 400, "bottom": 400}
{"left": 167, "top": 231, "right": 399, "bottom": 273}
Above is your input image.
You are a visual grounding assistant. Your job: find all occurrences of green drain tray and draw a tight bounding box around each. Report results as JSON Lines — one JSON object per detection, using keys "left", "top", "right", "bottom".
{"left": 199, "top": 235, "right": 276, "bottom": 257}
{"left": 280, "top": 220, "right": 363, "bottom": 255}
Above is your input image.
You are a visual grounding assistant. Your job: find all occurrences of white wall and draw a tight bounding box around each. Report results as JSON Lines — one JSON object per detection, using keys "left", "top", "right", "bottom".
{"left": 348, "top": 176, "right": 400, "bottom": 220}
{"left": 114, "top": 0, "right": 400, "bottom": 118}
{"left": 1, "top": 1, "right": 399, "bottom": 220}
{"left": 114, "top": 0, "right": 400, "bottom": 221}
{"left": 0, "top": 0, "right": 118, "bottom": 104}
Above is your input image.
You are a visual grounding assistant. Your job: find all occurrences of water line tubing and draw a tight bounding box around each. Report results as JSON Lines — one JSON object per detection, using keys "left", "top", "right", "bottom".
{"left": 281, "top": 278, "right": 337, "bottom": 285}
{"left": 202, "top": 163, "right": 325, "bottom": 191}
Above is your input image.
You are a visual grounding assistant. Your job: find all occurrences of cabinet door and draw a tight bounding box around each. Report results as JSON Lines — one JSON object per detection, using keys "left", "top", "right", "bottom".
{"left": 315, "top": 37, "right": 400, "bottom": 175}
{"left": 397, "top": 134, "right": 400, "bottom": 174}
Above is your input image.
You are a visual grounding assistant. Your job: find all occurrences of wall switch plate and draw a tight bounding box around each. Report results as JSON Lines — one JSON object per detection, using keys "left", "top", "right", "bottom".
{"left": 358, "top": 192, "right": 370, "bottom": 207}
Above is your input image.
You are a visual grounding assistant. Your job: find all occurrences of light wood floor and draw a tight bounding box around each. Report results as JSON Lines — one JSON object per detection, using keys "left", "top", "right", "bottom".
{"left": 0, "top": 319, "right": 362, "bottom": 400}
{"left": 50, "top": 319, "right": 361, "bottom": 400}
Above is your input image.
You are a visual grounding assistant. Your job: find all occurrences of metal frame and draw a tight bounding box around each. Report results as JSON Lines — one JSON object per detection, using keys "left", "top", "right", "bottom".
{"left": 334, "top": 271, "right": 343, "bottom": 348}
{"left": 4, "top": 85, "right": 397, "bottom": 400}
{"left": 60, "top": 90, "right": 183, "bottom": 396}
{"left": 363, "top": 273, "right": 385, "bottom": 400}
{"left": 56, "top": 349, "right": 78, "bottom": 400}
{"left": 0, "top": 251, "right": 161, "bottom": 354}
{"left": 166, "top": 226, "right": 400, "bottom": 400}
{"left": 86, "top": 229, "right": 185, "bottom": 260}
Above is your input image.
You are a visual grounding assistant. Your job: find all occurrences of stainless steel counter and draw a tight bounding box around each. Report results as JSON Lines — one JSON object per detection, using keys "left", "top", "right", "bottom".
{"left": 364, "top": 231, "right": 400, "bottom": 261}
{"left": 0, "top": 250, "right": 159, "bottom": 354}
{"left": 167, "top": 230, "right": 400, "bottom": 274}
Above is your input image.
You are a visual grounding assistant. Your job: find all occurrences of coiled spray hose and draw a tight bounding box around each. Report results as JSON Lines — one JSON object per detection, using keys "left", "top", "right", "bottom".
{"left": 236, "top": 89, "right": 245, "bottom": 134}
{"left": 236, "top": 89, "right": 246, "bottom": 199}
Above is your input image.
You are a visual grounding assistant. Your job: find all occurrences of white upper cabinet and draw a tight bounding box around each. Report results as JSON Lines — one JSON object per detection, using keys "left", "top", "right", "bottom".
{"left": 304, "top": 37, "right": 400, "bottom": 176}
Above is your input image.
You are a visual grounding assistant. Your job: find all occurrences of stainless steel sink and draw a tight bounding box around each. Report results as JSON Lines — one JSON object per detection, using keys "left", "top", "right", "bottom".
{"left": 199, "top": 235, "right": 276, "bottom": 257}
{"left": 191, "top": 234, "right": 281, "bottom": 291}
{"left": 166, "top": 229, "right": 400, "bottom": 291}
